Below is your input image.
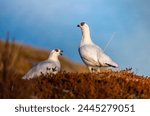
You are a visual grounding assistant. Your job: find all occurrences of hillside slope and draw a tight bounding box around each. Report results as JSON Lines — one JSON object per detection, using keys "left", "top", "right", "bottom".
{"left": 0, "top": 39, "right": 88, "bottom": 75}
{"left": 0, "top": 39, "right": 150, "bottom": 99}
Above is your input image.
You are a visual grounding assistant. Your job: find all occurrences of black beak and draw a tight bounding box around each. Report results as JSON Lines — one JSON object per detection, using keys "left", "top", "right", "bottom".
{"left": 77, "top": 25, "right": 80, "bottom": 27}
{"left": 60, "top": 50, "right": 63, "bottom": 56}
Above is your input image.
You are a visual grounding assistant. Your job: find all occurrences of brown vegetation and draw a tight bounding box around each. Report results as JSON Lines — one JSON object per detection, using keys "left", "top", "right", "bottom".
{"left": 0, "top": 39, "right": 150, "bottom": 99}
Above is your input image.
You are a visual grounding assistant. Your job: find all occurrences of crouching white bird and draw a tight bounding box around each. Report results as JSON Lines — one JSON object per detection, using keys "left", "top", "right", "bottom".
{"left": 77, "top": 22, "right": 119, "bottom": 72}
{"left": 22, "top": 49, "right": 63, "bottom": 80}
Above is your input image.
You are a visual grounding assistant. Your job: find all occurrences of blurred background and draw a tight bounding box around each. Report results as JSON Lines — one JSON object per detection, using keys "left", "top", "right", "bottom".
{"left": 0, "top": 0, "right": 150, "bottom": 76}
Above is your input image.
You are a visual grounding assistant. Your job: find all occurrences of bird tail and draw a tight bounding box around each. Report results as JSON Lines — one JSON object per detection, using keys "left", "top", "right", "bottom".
{"left": 112, "top": 61, "right": 119, "bottom": 68}
{"left": 105, "top": 62, "right": 119, "bottom": 68}
{"left": 105, "top": 63, "right": 119, "bottom": 68}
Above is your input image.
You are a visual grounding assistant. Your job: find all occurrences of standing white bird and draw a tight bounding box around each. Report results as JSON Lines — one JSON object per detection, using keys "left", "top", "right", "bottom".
{"left": 77, "top": 22, "right": 119, "bottom": 72}
{"left": 22, "top": 49, "right": 63, "bottom": 80}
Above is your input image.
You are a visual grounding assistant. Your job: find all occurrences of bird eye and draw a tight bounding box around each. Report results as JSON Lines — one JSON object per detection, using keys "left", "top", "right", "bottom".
{"left": 80, "top": 22, "right": 85, "bottom": 26}
{"left": 55, "top": 49, "right": 59, "bottom": 52}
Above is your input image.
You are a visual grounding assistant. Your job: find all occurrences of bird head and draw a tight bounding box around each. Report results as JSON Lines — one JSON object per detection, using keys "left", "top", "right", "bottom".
{"left": 49, "top": 49, "right": 63, "bottom": 60}
{"left": 77, "top": 22, "right": 90, "bottom": 31}
{"left": 52, "top": 49, "right": 63, "bottom": 56}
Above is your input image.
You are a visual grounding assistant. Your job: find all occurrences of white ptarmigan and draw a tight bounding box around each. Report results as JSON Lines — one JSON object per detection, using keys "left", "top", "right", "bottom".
{"left": 22, "top": 49, "right": 63, "bottom": 80}
{"left": 77, "top": 22, "right": 119, "bottom": 72}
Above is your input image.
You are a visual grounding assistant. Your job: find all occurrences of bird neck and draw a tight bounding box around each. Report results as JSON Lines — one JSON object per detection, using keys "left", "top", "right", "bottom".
{"left": 48, "top": 54, "right": 59, "bottom": 61}
{"left": 80, "top": 28, "right": 93, "bottom": 46}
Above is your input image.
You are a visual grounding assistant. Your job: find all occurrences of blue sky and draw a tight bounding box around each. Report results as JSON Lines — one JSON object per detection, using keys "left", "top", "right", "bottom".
{"left": 0, "top": 0, "right": 150, "bottom": 76}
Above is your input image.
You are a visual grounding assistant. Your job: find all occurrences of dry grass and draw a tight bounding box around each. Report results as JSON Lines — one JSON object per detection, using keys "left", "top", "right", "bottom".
{"left": 0, "top": 39, "right": 150, "bottom": 99}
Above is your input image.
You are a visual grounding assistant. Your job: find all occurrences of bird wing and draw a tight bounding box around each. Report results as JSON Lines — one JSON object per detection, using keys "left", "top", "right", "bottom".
{"left": 98, "top": 50, "right": 118, "bottom": 68}
{"left": 79, "top": 44, "right": 103, "bottom": 66}
{"left": 36, "top": 60, "right": 60, "bottom": 74}
{"left": 22, "top": 60, "right": 60, "bottom": 79}
{"left": 79, "top": 44, "right": 118, "bottom": 68}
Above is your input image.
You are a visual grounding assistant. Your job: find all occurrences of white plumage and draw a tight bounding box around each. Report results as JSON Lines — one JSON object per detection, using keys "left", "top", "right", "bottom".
{"left": 77, "top": 22, "right": 119, "bottom": 72}
{"left": 22, "top": 49, "right": 63, "bottom": 80}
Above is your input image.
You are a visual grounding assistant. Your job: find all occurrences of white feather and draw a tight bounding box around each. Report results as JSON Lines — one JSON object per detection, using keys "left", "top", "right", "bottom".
{"left": 22, "top": 49, "right": 62, "bottom": 80}
{"left": 78, "top": 22, "right": 118, "bottom": 72}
